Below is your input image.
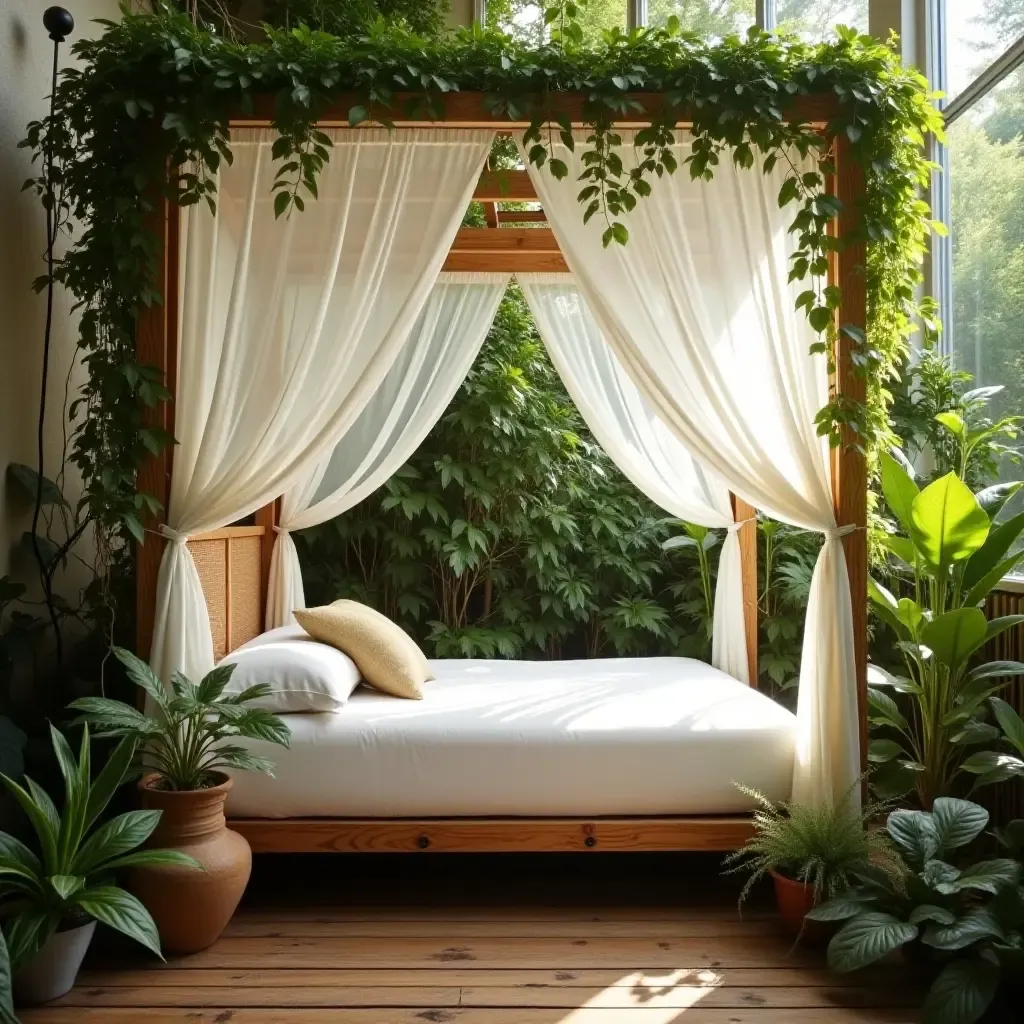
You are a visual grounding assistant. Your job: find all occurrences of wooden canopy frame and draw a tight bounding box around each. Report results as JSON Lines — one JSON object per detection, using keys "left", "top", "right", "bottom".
{"left": 135, "top": 93, "right": 867, "bottom": 854}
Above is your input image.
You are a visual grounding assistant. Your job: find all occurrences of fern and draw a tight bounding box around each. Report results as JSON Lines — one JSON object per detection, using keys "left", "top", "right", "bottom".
{"left": 723, "top": 785, "right": 896, "bottom": 909}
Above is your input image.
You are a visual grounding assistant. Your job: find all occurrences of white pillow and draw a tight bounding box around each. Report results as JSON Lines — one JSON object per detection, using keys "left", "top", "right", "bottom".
{"left": 218, "top": 624, "right": 361, "bottom": 713}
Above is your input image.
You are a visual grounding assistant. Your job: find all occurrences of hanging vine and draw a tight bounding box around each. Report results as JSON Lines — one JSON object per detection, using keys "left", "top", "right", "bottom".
{"left": 23, "top": 1, "right": 943, "bottom": 555}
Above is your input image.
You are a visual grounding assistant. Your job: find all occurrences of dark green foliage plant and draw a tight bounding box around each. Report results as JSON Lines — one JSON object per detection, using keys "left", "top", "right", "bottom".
{"left": 0, "top": 725, "right": 201, "bottom": 970}
{"left": 24, "top": 1, "right": 941, "bottom": 559}
{"left": 808, "top": 798, "right": 1024, "bottom": 1024}
{"left": 69, "top": 649, "right": 290, "bottom": 791}
{"left": 867, "top": 439, "right": 1024, "bottom": 808}
{"left": 298, "top": 287, "right": 712, "bottom": 660}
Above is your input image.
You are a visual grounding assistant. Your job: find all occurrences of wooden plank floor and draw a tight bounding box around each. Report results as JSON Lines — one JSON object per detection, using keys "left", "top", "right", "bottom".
{"left": 21, "top": 906, "right": 920, "bottom": 1023}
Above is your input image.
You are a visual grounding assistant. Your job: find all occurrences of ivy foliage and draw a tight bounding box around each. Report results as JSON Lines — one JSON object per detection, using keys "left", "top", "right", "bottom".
{"left": 25, "top": 1, "right": 942, "bottom": 556}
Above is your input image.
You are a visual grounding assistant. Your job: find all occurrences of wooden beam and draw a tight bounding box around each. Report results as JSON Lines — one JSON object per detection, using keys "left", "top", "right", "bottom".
{"left": 833, "top": 134, "right": 869, "bottom": 779}
{"left": 497, "top": 210, "right": 546, "bottom": 223}
{"left": 731, "top": 495, "right": 759, "bottom": 687}
{"left": 235, "top": 92, "right": 838, "bottom": 129}
{"left": 450, "top": 227, "right": 559, "bottom": 252}
{"left": 135, "top": 191, "right": 178, "bottom": 661}
{"left": 441, "top": 251, "right": 569, "bottom": 273}
{"left": 230, "top": 816, "right": 755, "bottom": 854}
{"left": 474, "top": 170, "right": 537, "bottom": 202}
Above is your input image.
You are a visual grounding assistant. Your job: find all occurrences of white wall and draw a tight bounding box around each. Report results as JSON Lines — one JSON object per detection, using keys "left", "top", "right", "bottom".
{"left": 0, "top": 2, "right": 124, "bottom": 594}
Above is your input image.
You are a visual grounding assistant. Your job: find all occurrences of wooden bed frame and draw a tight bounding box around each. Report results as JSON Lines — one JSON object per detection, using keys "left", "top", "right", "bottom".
{"left": 135, "top": 93, "right": 868, "bottom": 853}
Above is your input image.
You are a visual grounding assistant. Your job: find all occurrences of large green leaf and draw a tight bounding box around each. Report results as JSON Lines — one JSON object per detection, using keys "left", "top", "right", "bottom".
{"left": 976, "top": 480, "right": 1024, "bottom": 518}
{"left": 868, "top": 738, "right": 906, "bottom": 763}
{"left": 964, "top": 552, "right": 1024, "bottom": 609}
{"left": 0, "top": 924, "right": 13, "bottom": 1022}
{"left": 71, "top": 810, "right": 161, "bottom": 876}
{"left": 867, "top": 688, "right": 909, "bottom": 733}
{"left": 0, "top": 831, "right": 42, "bottom": 878}
{"left": 922, "top": 957, "right": 1000, "bottom": 1024}
{"left": 0, "top": 854, "right": 45, "bottom": 898}
{"left": 4, "top": 910, "right": 58, "bottom": 971}
{"left": 943, "top": 858, "right": 1020, "bottom": 896}
{"left": 960, "top": 750, "right": 1024, "bottom": 783}
{"left": 888, "top": 809, "right": 939, "bottom": 864}
{"left": 826, "top": 912, "right": 918, "bottom": 973}
{"left": 102, "top": 849, "right": 204, "bottom": 873}
{"left": 84, "top": 736, "right": 138, "bottom": 831}
{"left": 910, "top": 473, "right": 990, "bottom": 573}
{"left": 930, "top": 798, "right": 989, "bottom": 852}
{"left": 49, "top": 874, "right": 85, "bottom": 901}
{"left": 909, "top": 904, "right": 957, "bottom": 927}
{"left": 985, "top": 615, "right": 1024, "bottom": 644}
{"left": 962, "top": 511, "right": 1024, "bottom": 591}
{"left": 0, "top": 776, "right": 57, "bottom": 875}
{"left": 990, "top": 696, "right": 1024, "bottom": 756}
{"left": 805, "top": 897, "right": 869, "bottom": 922}
{"left": 921, "top": 609, "right": 988, "bottom": 672}
{"left": 195, "top": 663, "right": 235, "bottom": 704}
{"left": 879, "top": 449, "right": 919, "bottom": 537}
{"left": 73, "top": 885, "right": 163, "bottom": 959}
{"left": 112, "top": 647, "right": 169, "bottom": 711}
{"left": 69, "top": 697, "right": 157, "bottom": 737}
{"left": 967, "top": 660, "right": 1024, "bottom": 683}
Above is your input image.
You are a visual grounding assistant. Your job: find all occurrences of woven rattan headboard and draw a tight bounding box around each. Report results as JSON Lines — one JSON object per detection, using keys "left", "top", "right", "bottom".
{"left": 187, "top": 525, "right": 266, "bottom": 660}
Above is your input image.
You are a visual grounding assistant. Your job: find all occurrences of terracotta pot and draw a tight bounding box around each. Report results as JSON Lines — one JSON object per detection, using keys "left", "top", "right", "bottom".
{"left": 770, "top": 869, "right": 832, "bottom": 945}
{"left": 13, "top": 921, "right": 95, "bottom": 1005}
{"left": 133, "top": 772, "right": 251, "bottom": 955}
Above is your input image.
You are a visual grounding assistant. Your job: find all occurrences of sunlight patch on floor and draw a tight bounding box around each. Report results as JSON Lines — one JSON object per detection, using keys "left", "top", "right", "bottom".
{"left": 557, "top": 968, "right": 723, "bottom": 1019}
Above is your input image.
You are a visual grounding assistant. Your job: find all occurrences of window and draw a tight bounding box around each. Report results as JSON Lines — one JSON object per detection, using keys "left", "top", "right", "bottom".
{"left": 647, "top": 1, "right": 755, "bottom": 36}
{"left": 774, "top": 1, "right": 868, "bottom": 39}
{"left": 941, "top": 1, "right": 1024, "bottom": 570}
{"left": 487, "top": 1, "right": 627, "bottom": 42}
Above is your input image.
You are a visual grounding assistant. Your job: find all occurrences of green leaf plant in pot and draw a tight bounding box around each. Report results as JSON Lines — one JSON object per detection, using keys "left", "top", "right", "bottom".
{"left": 808, "top": 798, "right": 1023, "bottom": 1024}
{"left": 0, "top": 724, "right": 200, "bottom": 1006}
{"left": 722, "top": 785, "right": 894, "bottom": 942}
{"left": 69, "top": 648, "right": 290, "bottom": 955}
{"left": 868, "top": 441, "right": 1024, "bottom": 809}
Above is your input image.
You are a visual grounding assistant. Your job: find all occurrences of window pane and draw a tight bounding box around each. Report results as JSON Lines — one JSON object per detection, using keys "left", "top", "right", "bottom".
{"left": 487, "top": 1, "right": 626, "bottom": 43}
{"left": 949, "top": 61, "right": 1024, "bottom": 534}
{"left": 775, "top": 1, "right": 867, "bottom": 40}
{"left": 647, "top": 0, "right": 754, "bottom": 36}
{"left": 946, "top": 1, "right": 1024, "bottom": 104}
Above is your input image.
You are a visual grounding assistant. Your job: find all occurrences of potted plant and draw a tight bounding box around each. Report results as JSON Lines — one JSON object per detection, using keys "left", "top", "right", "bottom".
{"left": 723, "top": 786, "right": 893, "bottom": 938}
{"left": 808, "top": 798, "right": 1023, "bottom": 1024}
{"left": 867, "top": 426, "right": 1024, "bottom": 807}
{"left": 0, "top": 725, "right": 200, "bottom": 1004}
{"left": 69, "top": 648, "right": 290, "bottom": 954}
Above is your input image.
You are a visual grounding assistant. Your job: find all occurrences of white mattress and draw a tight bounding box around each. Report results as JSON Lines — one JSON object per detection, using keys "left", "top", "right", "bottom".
{"left": 226, "top": 657, "right": 796, "bottom": 818}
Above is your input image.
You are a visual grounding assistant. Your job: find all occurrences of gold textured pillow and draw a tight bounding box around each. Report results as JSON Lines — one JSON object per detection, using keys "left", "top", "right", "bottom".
{"left": 293, "top": 602, "right": 431, "bottom": 699}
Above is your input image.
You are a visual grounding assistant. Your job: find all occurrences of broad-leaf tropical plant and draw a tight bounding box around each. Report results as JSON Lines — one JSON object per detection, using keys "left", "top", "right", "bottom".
{"left": 868, "top": 437, "right": 1024, "bottom": 807}
{"left": 69, "top": 648, "right": 290, "bottom": 792}
{"left": 0, "top": 724, "right": 201, "bottom": 971}
{"left": 808, "top": 798, "right": 1023, "bottom": 1024}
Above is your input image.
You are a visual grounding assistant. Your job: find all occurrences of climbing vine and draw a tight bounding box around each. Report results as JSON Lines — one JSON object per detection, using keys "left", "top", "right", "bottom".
{"left": 24, "top": 1, "right": 942, "bottom": 552}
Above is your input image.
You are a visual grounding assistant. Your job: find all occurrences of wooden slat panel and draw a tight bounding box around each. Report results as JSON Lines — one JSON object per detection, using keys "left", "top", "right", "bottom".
{"left": 497, "top": 210, "right": 546, "bottom": 223}
{"left": 230, "top": 816, "right": 755, "bottom": 853}
{"left": 228, "top": 534, "right": 263, "bottom": 651}
{"left": 441, "top": 251, "right": 569, "bottom": 273}
{"left": 235, "top": 92, "right": 840, "bottom": 129}
{"left": 254, "top": 498, "right": 279, "bottom": 629}
{"left": 187, "top": 537, "right": 228, "bottom": 660}
{"left": 475, "top": 170, "right": 537, "bottom": 201}
{"left": 451, "top": 227, "right": 560, "bottom": 252}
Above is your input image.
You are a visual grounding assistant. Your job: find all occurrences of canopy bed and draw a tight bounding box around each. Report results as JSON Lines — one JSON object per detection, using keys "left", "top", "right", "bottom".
{"left": 134, "top": 92, "right": 868, "bottom": 854}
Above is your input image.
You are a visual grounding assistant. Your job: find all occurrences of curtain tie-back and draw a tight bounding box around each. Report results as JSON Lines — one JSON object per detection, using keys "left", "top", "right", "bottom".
{"left": 823, "top": 524, "right": 857, "bottom": 542}
{"left": 273, "top": 525, "right": 289, "bottom": 535}
{"left": 159, "top": 524, "right": 188, "bottom": 544}
{"left": 726, "top": 518, "right": 755, "bottom": 534}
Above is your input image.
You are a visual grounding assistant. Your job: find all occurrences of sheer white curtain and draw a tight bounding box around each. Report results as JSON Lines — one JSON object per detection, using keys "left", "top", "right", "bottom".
{"left": 518, "top": 275, "right": 748, "bottom": 683}
{"left": 151, "top": 128, "right": 493, "bottom": 684}
{"left": 266, "top": 273, "right": 509, "bottom": 628}
{"left": 523, "top": 132, "right": 858, "bottom": 807}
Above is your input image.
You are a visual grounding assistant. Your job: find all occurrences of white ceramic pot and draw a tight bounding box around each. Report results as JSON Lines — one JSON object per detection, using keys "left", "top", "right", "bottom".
{"left": 13, "top": 920, "right": 96, "bottom": 1006}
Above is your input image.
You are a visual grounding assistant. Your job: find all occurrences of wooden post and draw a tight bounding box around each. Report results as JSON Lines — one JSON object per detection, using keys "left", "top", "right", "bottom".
{"left": 135, "top": 192, "right": 179, "bottom": 661}
{"left": 253, "top": 498, "right": 279, "bottom": 627}
{"left": 833, "top": 135, "right": 869, "bottom": 775}
{"left": 730, "top": 495, "right": 759, "bottom": 686}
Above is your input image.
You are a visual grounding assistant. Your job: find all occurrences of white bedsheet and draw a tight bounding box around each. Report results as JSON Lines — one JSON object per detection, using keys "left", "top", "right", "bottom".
{"left": 226, "top": 657, "right": 796, "bottom": 818}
